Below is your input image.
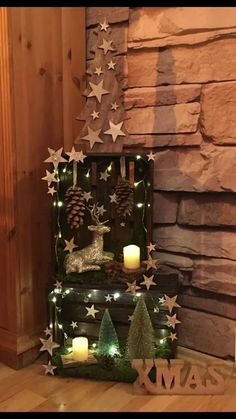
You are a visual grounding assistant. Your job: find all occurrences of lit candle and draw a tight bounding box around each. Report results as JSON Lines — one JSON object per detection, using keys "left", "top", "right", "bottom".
{"left": 123, "top": 244, "right": 140, "bottom": 270}
{"left": 72, "top": 337, "right": 88, "bottom": 362}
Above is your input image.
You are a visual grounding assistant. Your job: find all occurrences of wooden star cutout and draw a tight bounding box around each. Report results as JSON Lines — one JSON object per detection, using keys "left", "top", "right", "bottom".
{"left": 44, "top": 327, "right": 52, "bottom": 336}
{"left": 159, "top": 296, "right": 166, "bottom": 305}
{"left": 94, "top": 67, "right": 103, "bottom": 76}
{"left": 169, "top": 332, "right": 178, "bottom": 342}
{"left": 54, "top": 280, "right": 62, "bottom": 289}
{"left": 86, "top": 304, "right": 99, "bottom": 318}
{"left": 47, "top": 186, "right": 56, "bottom": 196}
{"left": 163, "top": 294, "right": 181, "bottom": 314}
{"left": 109, "top": 193, "right": 118, "bottom": 203}
{"left": 111, "top": 102, "right": 119, "bottom": 111}
{"left": 120, "top": 222, "right": 126, "bottom": 227}
{"left": 147, "top": 151, "right": 156, "bottom": 161}
{"left": 97, "top": 205, "right": 107, "bottom": 216}
{"left": 98, "top": 38, "right": 115, "bottom": 55}
{"left": 64, "top": 238, "right": 78, "bottom": 253}
{"left": 70, "top": 321, "right": 78, "bottom": 329}
{"left": 81, "top": 126, "right": 103, "bottom": 149}
{"left": 87, "top": 80, "right": 109, "bottom": 103}
{"left": 42, "top": 170, "right": 58, "bottom": 186}
{"left": 107, "top": 60, "right": 116, "bottom": 70}
{"left": 128, "top": 315, "right": 134, "bottom": 322}
{"left": 125, "top": 280, "right": 141, "bottom": 294}
{"left": 105, "top": 294, "right": 113, "bottom": 302}
{"left": 82, "top": 191, "right": 93, "bottom": 202}
{"left": 39, "top": 336, "right": 60, "bottom": 356}
{"left": 91, "top": 110, "right": 100, "bottom": 120}
{"left": 100, "top": 169, "right": 111, "bottom": 182}
{"left": 44, "top": 147, "right": 67, "bottom": 168}
{"left": 66, "top": 146, "right": 86, "bottom": 163}
{"left": 43, "top": 360, "right": 57, "bottom": 376}
{"left": 140, "top": 274, "right": 157, "bottom": 291}
{"left": 144, "top": 257, "right": 158, "bottom": 270}
{"left": 100, "top": 20, "right": 109, "bottom": 32}
{"left": 147, "top": 242, "right": 156, "bottom": 253}
{"left": 166, "top": 314, "right": 181, "bottom": 329}
{"left": 104, "top": 120, "right": 126, "bottom": 143}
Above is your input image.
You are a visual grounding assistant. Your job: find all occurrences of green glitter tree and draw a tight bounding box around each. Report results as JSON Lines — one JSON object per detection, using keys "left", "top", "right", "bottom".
{"left": 126, "top": 295, "right": 155, "bottom": 359}
{"left": 97, "top": 309, "right": 120, "bottom": 357}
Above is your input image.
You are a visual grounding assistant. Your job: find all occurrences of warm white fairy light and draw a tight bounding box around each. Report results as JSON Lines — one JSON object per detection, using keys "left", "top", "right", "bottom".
{"left": 58, "top": 201, "right": 63, "bottom": 207}
{"left": 52, "top": 296, "right": 57, "bottom": 303}
{"left": 109, "top": 345, "right": 119, "bottom": 356}
{"left": 58, "top": 231, "right": 62, "bottom": 238}
{"left": 53, "top": 201, "right": 57, "bottom": 207}
{"left": 65, "top": 289, "right": 70, "bottom": 294}
{"left": 134, "top": 180, "right": 142, "bottom": 188}
{"left": 160, "top": 339, "right": 164, "bottom": 344}
{"left": 137, "top": 203, "right": 144, "bottom": 208}
{"left": 63, "top": 167, "right": 66, "bottom": 173}
{"left": 136, "top": 293, "right": 141, "bottom": 297}
{"left": 107, "top": 163, "right": 112, "bottom": 172}
{"left": 113, "top": 292, "right": 120, "bottom": 300}
{"left": 136, "top": 155, "right": 141, "bottom": 160}
{"left": 58, "top": 324, "right": 63, "bottom": 329}
{"left": 92, "top": 343, "right": 97, "bottom": 348}
{"left": 85, "top": 170, "right": 90, "bottom": 178}
{"left": 88, "top": 293, "right": 92, "bottom": 298}
{"left": 54, "top": 288, "right": 61, "bottom": 294}
{"left": 49, "top": 323, "right": 53, "bottom": 328}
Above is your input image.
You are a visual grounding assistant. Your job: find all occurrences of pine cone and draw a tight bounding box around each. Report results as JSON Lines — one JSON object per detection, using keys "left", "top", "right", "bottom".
{"left": 65, "top": 186, "right": 86, "bottom": 230}
{"left": 115, "top": 178, "right": 134, "bottom": 219}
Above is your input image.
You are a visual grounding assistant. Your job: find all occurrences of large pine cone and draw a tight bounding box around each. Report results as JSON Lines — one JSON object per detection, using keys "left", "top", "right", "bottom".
{"left": 65, "top": 186, "right": 86, "bottom": 229}
{"left": 115, "top": 178, "right": 134, "bottom": 219}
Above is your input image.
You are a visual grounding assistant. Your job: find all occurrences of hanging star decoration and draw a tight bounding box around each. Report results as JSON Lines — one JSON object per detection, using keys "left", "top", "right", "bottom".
{"left": 54, "top": 280, "right": 62, "bottom": 289}
{"left": 147, "top": 151, "right": 156, "bottom": 161}
{"left": 125, "top": 280, "right": 141, "bottom": 294}
{"left": 44, "top": 147, "right": 67, "bottom": 168}
{"left": 81, "top": 126, "right": 103, "bottom": 149}
{"left": 109, "top": 192, "right": 118, "bottom": 204}
{"left": 105, "top": 294, "right": 113, "bottom": 302}
{"left": 82, "top": 191, "right": 93, "bottom": 202}
{"left": 140, "top": 274, "right": 157, "bottom": 291}
{"left": 64, "top": 238, "right": 78, "bottom": 253}
{"left": 39, "top": 336, "right": 60, "bottom": 356}
{"left": 44, "top": 327, "right": 52, "bottom": 336}
{"left": 43, "top": 360, "right": 57, "bottom": 376}
{"left": 70, "top": 321, "right": 78, "bottom": 329}
{"left": 100, "top": 169, "right": 111, "bottom": 182}
{"left": 166, "top": 314, "right": 181, "bottom": 329}
{"left": 47, "top": 186, "right": 56, "bottom": 196}
{"left": 120, "top": 222, "right": 126, "bottom": 227}
{"left": 91, "top": 110, "right": 100, "bottom": 120}
{"left": 86, "top": 304, "right": 99, "bottom": 318}
{"left": 99, "top": 19, "right": 109, "bottom": 32}
{"left": 97, "top": 205, "right": 107, "bottom": 216}
{"left": 158, "top": 296, "right": 166, "bottom": 305}
{"left": 98, "top": 38, "right": 115, "bottom": 55}
{"left": 144, "top": 257, "right": 158, "bottom": 270}
{"left": 94, "top": 67, "right": 103, "bottom": 76}
{"left": 104, "top": 120, "right": 126, "bottom": 143}
{"left": 147, "top": 242, "right": 156, "bottom": 253}
{"left": 87, "top": 80, "right": 109, "bottom": 103}
{"left": 107, "top": 60, "right": 116, "bottom": 70}
{"left": 163, "top": 294, "right": 181, "bottom": 314}
{"left": 42, "top": 170, "right": 59, "bottom": 186}
{"left": 66, "top": 147, "right": 86, "bottom": 163}
{"left": 169, "top": 332, "right": 178, "bottom": 342}
{"left": 111, "top": 102, "right": 119, "bottom": 111}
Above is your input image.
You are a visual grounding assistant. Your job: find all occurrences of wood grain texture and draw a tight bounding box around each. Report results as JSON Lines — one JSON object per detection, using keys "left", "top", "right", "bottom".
{"left": 0, "top": 348, "right": 235, "bottom": 412}
{"left": 0, "top": 7, "right": 86, "bottom": 367}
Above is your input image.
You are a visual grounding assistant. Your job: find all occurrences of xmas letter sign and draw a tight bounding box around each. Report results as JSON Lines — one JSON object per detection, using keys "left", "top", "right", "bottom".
{"left": 132, "top": 359, "right": 225, "bottom": 395}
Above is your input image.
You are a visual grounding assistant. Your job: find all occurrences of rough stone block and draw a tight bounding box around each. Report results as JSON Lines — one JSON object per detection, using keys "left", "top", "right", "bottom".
{"left": 123, "top": 132, "right": 202, "bottom": 148}
{"left": 153, "top": 191, "right": 179, "bottom": 223}
{"left": 178, "top": 194, "right": 236, "bottom": 226}
{"left": 125, "top": 103, "right": 200, "bottom": 134}
{"left": 154, "top": 224, "right": 236, "bottom": 260}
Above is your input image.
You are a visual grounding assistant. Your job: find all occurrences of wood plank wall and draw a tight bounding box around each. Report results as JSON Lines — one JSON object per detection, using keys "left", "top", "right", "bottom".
{"left": 0, "top": 7, "right": 86, "bottom": 368}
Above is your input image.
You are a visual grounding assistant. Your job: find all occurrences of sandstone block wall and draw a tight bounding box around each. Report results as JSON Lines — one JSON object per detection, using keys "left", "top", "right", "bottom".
{"left": 86, "top": 7, "right": 236, "bottom": 359}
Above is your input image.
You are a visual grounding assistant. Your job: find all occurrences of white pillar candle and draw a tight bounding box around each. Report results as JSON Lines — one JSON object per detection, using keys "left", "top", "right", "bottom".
{"left": 72, "top": 337, "right": 88, "bottom": 362}
{"left": 123, "top": 244, "right": 140, "bottom": 269}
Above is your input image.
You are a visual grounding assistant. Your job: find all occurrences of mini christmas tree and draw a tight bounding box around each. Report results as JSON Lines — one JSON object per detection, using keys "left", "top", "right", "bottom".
{"left": 126, "top": 295, "right": 155, "bottom": 359}
{"left": 97, "top": 309, "right": 120, "bottom": 358}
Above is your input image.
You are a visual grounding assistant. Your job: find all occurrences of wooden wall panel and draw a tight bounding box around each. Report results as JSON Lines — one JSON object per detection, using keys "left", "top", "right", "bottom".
{"left": 0, "top": 6, "right": 86, "bottom": 367}
{"left": 62, "top": 7, "right": 86, "bottom": 150}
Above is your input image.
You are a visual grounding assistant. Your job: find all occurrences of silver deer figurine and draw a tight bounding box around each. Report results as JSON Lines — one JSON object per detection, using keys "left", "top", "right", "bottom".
{"left": 64, "top": 204, "right": 114, "bottom": 274}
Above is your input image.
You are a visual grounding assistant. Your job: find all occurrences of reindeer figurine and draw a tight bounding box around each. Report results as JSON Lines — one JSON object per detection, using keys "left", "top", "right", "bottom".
{"left": 64, "top": 204, "right": 114, "bottom": 274}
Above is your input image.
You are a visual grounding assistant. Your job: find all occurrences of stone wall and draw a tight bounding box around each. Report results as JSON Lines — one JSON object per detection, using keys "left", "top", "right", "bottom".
{"left": 86, "top": 7, "right": 236, "bottom": 359}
